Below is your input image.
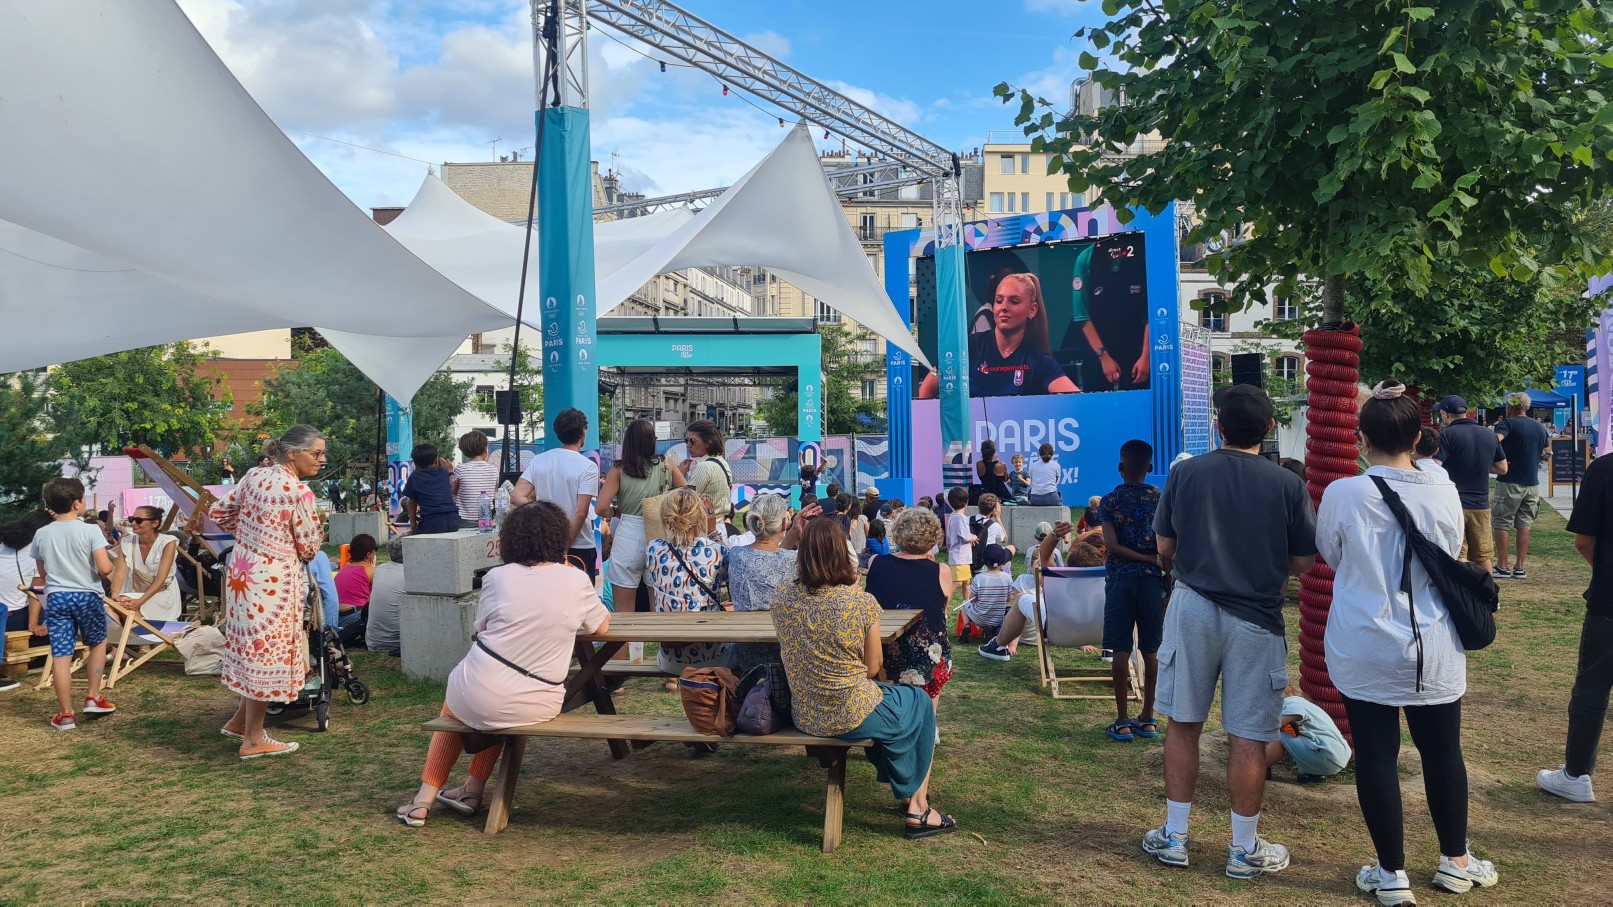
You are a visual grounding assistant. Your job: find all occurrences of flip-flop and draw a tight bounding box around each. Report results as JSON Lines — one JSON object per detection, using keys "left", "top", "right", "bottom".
{"left": 435, "top": 788, "right": 483, "bottom": 815}
{"left": 903, "top": 807, "right": 958, "bottom": 839}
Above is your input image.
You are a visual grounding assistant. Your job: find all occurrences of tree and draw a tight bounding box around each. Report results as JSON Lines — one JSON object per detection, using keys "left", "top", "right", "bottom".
{"left": 757, "top": 324, "right": 885, "bottom": 435}
{"left": 473, "top": 342, "right": 545, "bottom": 454}
{"left": 0, "top": 372, "right": 63, "bottom": 519}
{"left": 49, "top": 342, "right": 231, "bottom": 459}
{"left": 252, "top": 340, "right": 472, "bottom": 483}
{"left": 1000, "top": 0, "right": 1613, "bottom": 323}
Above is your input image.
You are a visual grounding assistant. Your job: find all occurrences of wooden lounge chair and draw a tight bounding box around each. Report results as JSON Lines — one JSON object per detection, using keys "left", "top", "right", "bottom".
{"left": 1033, "top": 564, "right": 1142, "bottom": 701}
{"left": 102, "top": 596, "right": 200, "bottom": 690}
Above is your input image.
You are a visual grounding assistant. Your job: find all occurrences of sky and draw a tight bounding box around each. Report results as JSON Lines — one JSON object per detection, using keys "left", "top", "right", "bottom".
{"left": 176, "top": 0, "right": 1109, "bottom": 210}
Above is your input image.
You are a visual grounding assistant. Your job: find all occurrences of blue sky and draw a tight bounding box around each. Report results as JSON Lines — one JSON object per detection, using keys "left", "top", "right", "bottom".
{"left": 179, "top": 0, "right": 1107, "bottom": 208}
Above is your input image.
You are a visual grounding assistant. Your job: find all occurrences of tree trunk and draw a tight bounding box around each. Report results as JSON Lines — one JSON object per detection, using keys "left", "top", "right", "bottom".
{"left": 1320, "top": 273, "right": 1347, "bottom": 327}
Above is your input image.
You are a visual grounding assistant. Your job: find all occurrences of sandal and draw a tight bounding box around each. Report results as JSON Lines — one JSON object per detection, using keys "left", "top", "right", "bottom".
{"left": 396, "top": 801, "right": 432, "bottom": 828}
{"left": 1105, "top": 719, "right": 1135, "bottom": 742}
{"left": 435, "top": 787, "right": 483, "bottom": 815}
{"left": 1132, "top": 716, "right": 1160, "bottom": 739}
{"left": 903, "top": 806, "right": 958, "bottom": 840}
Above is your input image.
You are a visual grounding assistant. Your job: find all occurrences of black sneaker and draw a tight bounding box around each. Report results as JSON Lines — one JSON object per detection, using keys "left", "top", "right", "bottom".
{"left": 977, "top": 640, "right": 1012, "bottom": 662}
{"left": 1511, "top": 567, "right": 1527, "bottom": 579}
{"left": 1492, "top": 565, "right": 1513, "bottom": 579}
{"left": 0, "top": 678, "right": 19, "bottom": 694}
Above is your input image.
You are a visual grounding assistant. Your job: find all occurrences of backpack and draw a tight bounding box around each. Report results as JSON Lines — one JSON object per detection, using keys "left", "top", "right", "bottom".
{"left": 969, "top": 514, "right": 992, "bottom": 570}
{"left": 678, "top": 666, "right": 740, "bottom": 737}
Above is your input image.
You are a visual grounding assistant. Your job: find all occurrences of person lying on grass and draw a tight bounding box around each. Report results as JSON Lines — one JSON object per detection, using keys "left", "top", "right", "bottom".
{"left": 397, "top": 500, "right": 609, "bottom": 828}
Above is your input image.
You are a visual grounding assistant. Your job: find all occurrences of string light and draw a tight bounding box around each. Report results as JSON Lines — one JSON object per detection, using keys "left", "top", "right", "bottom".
{"left": 824, "top": 129, "right": 831, "bottom": 140}
{"left": 778, "top": 117, "right": 786, "bottom": 128}
{"left": 659, "top": 61, "right": 666, "bottom": 73}
{"left": 721, "top": 84, "right": 729, "bottom": 96}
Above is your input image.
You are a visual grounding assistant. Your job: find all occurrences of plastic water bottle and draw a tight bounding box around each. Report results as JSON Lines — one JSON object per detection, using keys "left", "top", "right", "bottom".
{"left": 493, "top": 482, "right": 512, "bottom": 529}
{"left": 477, "top": 490, "right": 493, "bottom": 532}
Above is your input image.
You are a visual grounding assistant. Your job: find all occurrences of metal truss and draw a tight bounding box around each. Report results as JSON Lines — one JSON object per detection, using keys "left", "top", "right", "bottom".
{"left": 532, "top": 0, "right": 589, "bottom": 107}
{"left": 593, "top": 158, "right": 932, "bottom": 218}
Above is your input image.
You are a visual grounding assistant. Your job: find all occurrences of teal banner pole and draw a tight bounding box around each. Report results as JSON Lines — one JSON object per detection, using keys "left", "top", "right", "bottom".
{"left": 384, "top": 394, "right": 413, "bottom": 516}
{"left": 537, "top": 104, "right": 599, "bottom": 450}
{"left": 935, "top": 243, "right": 970, "bottom": 448}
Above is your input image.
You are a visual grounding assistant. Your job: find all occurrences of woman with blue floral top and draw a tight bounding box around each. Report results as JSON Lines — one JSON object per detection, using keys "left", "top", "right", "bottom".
{"left": 645, "top": 487, "right": 733, "bottom": 683}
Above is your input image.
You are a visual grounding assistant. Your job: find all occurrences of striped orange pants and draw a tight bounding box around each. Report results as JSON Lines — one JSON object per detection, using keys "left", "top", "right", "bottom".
{"left": 422, "top": 704, "right": 503, "bottom": 788}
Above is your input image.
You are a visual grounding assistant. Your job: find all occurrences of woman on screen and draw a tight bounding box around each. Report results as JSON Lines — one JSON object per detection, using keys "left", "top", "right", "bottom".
{"left": 918, "top": 272, "right": 1079, "bottom": 398}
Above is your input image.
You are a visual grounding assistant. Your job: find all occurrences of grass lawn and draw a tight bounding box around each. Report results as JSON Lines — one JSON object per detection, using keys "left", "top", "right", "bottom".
{"left": 2, "top": 509, "right": 1608, "bottom": 904}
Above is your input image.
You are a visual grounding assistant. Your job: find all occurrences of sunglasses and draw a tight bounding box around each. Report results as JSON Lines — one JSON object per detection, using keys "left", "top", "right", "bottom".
{"left": 129, "top": 517, "right": 157, "bottom": 524}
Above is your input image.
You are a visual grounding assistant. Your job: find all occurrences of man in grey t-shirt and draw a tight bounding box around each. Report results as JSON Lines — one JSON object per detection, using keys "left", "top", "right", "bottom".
{"left": 1142, "top": 385, "right": 1317, "bottom": 880}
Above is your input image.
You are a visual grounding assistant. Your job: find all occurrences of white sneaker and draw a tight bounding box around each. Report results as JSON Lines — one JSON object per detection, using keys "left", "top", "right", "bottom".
{"left": 1537, "top": 766, "right": 1596, "bottom": 802}
{"left": 1226, "top": 835, "right": 1290, "bottom": 879}
{"left": 1141, "top": 825, "right": 1189, "bottom": 867}
{"left": 1432, "top": 853, "right": 1499, "bottom": 893}
{"left": 1357, "top": 864, "right": 1416, "bottom": 905}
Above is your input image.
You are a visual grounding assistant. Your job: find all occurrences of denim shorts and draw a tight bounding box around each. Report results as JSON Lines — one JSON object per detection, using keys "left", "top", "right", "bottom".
{"left": 1102, "top": 574, "right": 1165, "bottom": 653}
{"left": 44, "top": 591, "right": 106, "bottom": 657}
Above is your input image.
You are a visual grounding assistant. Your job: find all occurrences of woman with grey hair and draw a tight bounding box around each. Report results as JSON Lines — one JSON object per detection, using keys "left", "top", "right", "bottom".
{"left": 208, "top": 424, "right": 327, "bottom": 760}
{"left": 365, "top": 537, "right": 407, "bottom": 656}
{"left": 728, "top": 494, "right": 802, "bottom": 676}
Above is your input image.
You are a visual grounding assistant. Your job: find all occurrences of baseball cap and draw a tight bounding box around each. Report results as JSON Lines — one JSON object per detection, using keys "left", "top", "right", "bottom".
{"left": 981, "top": 544, "right": 1011, "bottom": 567}
{"left": 1216, "top": 384, "right": 1274, "bottom": 439}
{"left": 1506, "top": 392, "right": 1530, "bottom": 409}
{"left": 1034, "top": 520, "right": 1054, "bottom": 540}
{"left": 878, "top": 501, "right": 896, "bottom": 518}
{"left": 1433, "top": 395, "right": 1468, "bottom": 414}
{"left": 864, "top": 487, "right": 879, "bottom": 497}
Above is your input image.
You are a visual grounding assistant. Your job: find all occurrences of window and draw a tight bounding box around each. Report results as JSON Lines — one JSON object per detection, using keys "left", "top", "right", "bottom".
{"left": 989, "top": 192, "right": 1004, "bottom": 213}
{"left": 475, "top": 426, "right": 499, "bottom": 440}
{"left": 900, "top": 212, "right": 918, "bottom": 229}
{"left": 859, "top": 213, "right": 876, "bottom": 240}
{"left": 1199, "top": 291, "right": 1228, "bottom": 332}
{"left": 1058, "top": 192, "right": 1068, "bottom": 209}
{"left": 1274, "top": 296, "right": 1300, "bottom": 321}
{"left": 1275, "top": 355, "right": 1301, "bottom": 381}
{"left": 475, "top": 384, "right": 496, "bottom": 409}
{"left": 999, "top": 154, "right": 1015, "bottom": 174}
{"left": 1046, "top": 192, "right": 1055, "bottom": 211}
{"left": 1071, "top": 192, "right": 1085, "bottom": 208}
{"left": 1007, "top": 193, "right": 1016, "bottom": 213}
{"left": 861, "top": 379, "right": 879, "bottom": 401}
{"left": 1212, "top": 354, "right": 1230, "bottom": 380}
{"left": 860, "top": 171, "right": 876, "bottom": 198}
{"left": 814, "top": 298, "right": 841, "bottom": 324}
{"left": 1020, "top": 153, "right": 1030, "bottom": 174}
{"left": 1021, "top": 192, "right": 1030, "bottom": 212}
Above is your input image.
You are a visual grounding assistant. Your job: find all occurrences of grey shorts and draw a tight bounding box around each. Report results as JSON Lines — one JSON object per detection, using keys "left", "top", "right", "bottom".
{"left": 1491, "top": 481, "right": 1540, "bottom": 531}
{"left": 1154, "top": 583, "right": 1288, "bottom": 742}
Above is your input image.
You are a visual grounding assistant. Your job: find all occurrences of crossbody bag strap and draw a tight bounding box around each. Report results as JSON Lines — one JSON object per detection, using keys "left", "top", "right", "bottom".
{"left": 668, "top": 543, "right": 720, "bottom": 604}
{"left": 1371, "top": 476, "right": 1426, "bottom": 692}
{"left": 475, "top": 638, "right": 564, "bottom": 686}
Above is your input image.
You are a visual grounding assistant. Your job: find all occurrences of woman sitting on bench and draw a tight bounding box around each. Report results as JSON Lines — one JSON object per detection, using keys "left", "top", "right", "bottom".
{"left": 773, "top": 518, "right": 959, "bottom": 840}
{"left": 397, "top": 500, "right": 610, "bottom": 828}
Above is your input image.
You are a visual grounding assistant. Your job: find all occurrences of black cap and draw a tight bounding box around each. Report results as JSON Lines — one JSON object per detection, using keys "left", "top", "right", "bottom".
{"left": 1217, "top": 384, "right": 1274, "bottom": 439}
{"left": 981, "top": 544, "right": 1011, "bottom": 567}
{"left": 1433, "top": 395, "right": 1467, "bottom": 414}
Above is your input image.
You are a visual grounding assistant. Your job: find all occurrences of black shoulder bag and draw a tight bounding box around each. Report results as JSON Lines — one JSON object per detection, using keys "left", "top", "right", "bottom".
{"left": 1369, "top": 476, "right": 1499, "bottom": 651}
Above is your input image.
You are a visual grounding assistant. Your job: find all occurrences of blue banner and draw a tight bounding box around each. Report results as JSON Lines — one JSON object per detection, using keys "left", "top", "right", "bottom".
{"left": 971, "top": 391, "right": 1151, "bottom": 501}
{"left": 384, "top": 394, "right": 413, "bottom": 516}
{"left": 935, "top": 243, "right": 969, "bottom": 447}
{"left": 537, "top": 105, "right": 599, "bottom": 450}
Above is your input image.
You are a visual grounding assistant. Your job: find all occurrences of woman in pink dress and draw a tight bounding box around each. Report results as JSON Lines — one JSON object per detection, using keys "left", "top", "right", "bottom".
{"left": 209, "top": 425, "right": 326, "bottom": 760}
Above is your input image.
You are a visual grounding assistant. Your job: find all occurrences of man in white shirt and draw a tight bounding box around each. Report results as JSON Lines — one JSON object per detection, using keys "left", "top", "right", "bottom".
{"left": 511, "top": 408, "right": 600, "bottom": 582}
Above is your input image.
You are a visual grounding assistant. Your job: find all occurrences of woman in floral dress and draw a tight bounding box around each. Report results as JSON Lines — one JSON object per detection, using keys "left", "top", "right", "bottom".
{"left": 645, "top": 487, "right": 733, "bottom": 678}
{"left": 209, "top": 425, "right": 326, "bottom": 760}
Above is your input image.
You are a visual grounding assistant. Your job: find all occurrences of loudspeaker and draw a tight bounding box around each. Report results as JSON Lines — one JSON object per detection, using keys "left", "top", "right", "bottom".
{"left": 494, "top": 389, "right": 522, "bottom": 425}
{"left": 1230, "top": 353, "right": 1266, "bottom": 389}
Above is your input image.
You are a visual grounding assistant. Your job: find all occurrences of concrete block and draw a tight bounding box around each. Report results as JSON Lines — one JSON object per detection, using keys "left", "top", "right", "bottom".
{"left": 399, "top": 590, "right": 478, "bottom": 682}
{"left": 327, "top": 511, "right": 386, "bottom": 547}
{"left": 402, "top": 529, "right": 502, "bottom": 596}
{"left": 1000, "top": 504, "right": 1071, "bottom": 556}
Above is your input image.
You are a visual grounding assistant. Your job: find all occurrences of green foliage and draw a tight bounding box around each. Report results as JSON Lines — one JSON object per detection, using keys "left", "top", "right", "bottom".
{"left": 1001, "top": 0, "right": 1613, "bottom": 321}
{"left": 472, "top": 342, "right": 545, "bottom": 447}
{"left": 252, "top": 340, "right": 472, "bottom": 483}
{"left": 48, "top": 342, "right": 231, "bottom": 460}
{"left": 756, "top": 324, "right": 884, "bottom": 435}
{"left": 0, "top": 372, "right": 63, "bottom": 519}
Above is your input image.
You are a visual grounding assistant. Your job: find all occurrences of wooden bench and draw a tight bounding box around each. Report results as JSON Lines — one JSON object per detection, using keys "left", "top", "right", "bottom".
{"left": 422, "top": 713, "right": 872, "bottom": 852}
{"left": 4, "top": 630, "right": 85, "bottom": 685}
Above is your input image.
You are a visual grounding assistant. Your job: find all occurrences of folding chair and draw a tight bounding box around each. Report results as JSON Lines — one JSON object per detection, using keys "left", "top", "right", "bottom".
{"left": 1033, "top": 564, "right": 1142, "bottom": 701}
{"left": 102, "top": 596, "right": 200, "bottom": 690}
{"left": 13, "top": 585, "right": 88, "bottom": 692}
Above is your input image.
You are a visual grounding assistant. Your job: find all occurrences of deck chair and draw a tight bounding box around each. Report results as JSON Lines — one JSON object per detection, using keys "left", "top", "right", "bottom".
{"left": 15, "top": 586, "right": 88, "bottom": 692}
{"left": 1033, "top": 564, "right": 1142, "bottom": 701}
{"left": 102, "top": 596, "right": 201, "bottom": 690}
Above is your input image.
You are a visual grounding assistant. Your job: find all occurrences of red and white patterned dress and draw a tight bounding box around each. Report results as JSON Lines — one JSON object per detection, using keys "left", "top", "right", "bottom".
{"left": 209, "top": 464, "right": 324, "bottom": 702}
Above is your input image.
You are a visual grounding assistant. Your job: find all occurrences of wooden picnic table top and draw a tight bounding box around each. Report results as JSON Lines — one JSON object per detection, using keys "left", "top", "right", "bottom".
{"left": 579, "top": 610, "right": 920, "bottom": 645}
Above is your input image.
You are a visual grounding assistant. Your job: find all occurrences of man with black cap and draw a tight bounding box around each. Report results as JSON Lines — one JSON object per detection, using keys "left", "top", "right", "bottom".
{"left": 1142, "top": 384, "right": 1317, "bottom": 880}
{"left": 1431, "top": 395, "right": 1508, "bottom": 574}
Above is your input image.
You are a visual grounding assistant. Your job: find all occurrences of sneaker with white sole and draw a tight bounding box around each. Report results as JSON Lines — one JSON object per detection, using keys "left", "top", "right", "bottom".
{"left": 51, "top": 712, "right": 77, "bottom": 731}
{"left": 1537, "top": 766, "right": 1596, "bottom": 802}
{"left": 83, "top": 694, "right": 116, "bottom": 715}
{"left": 1226, "top": 835, "right": 1291, "bottom": 879}
{"left": 1491, "top": 565, "right": 1512, "bottom": 579}
{"left": 1431, "top": 853, "right": 1499, "bottom": 893}
{"left": 1511, "top": 568, "right": 1527, "bottom": 579}
{"left": 1357, "top": 864, "right": 1417, "bottom": 905}
{"left": 977, "top": 640, "right": 1012, "bottom": 662}
{"left": 0, "top": 678, "right": 20, "bottom": 693}
{"left": 1141, "top": 825, "right": 1189, "bottom": 867}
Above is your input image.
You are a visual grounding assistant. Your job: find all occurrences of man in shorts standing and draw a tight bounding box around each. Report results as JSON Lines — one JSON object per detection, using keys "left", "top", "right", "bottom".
{"left": 1492, "top": 393, "right": 1549, "bottom": 578}
{"left": 1142, "top": 385, "right": 1317, "bottom": 879}
{"left": 1432, "top": 395, "right": 1508, "bottom": 574}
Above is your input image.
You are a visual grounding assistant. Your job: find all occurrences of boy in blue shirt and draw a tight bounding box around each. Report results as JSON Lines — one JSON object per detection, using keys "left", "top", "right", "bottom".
{"left": 1097, "top": 439, "right": 1164, "bottom": 743}
{"left": 29, "top": 477, "right": 117, "bottom": 731}
{"left": 401, "top": 443, "right": 459, "bottom": 535}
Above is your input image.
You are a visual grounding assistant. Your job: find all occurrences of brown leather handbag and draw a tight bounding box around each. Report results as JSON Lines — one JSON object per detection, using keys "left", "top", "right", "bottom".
{"left": 678, "top": 666, "right": 739, "bottom": 737}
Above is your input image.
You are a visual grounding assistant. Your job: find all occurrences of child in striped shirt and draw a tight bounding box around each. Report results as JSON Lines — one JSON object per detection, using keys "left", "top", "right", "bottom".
{"left": 961, "top": 544, "right": 1014, "bottom": 636}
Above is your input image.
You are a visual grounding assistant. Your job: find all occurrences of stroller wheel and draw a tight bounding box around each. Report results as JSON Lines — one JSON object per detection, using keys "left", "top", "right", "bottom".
{"left": 315, "top": 699, "right": 330, "bottom": 732}
{"left": 345, "top": 679, "right": 370, "bottom": 705}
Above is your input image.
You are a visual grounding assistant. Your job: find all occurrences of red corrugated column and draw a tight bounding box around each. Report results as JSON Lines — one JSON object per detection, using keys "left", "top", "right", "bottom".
{"left": 1297, "top": 323, "right": 1363, "bottom": 741}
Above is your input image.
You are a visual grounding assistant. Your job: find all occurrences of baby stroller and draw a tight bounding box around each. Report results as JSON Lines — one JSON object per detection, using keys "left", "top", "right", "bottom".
{"left": 218, "top": 547, "right": 370, "bottom": 730}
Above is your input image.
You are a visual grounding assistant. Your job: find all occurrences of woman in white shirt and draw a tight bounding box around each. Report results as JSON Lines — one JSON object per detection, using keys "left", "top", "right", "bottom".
{"left": 110, "top": 505, "right": 183, "bottom": 622}
{"left": 1, "top": 510, "right": 51, "bottom": 633}
{"left": 1025, "top": 443, "right": 1063, "bottom": 507}
{"left": 1315, "top": 381, "right": 1498, "bottom": 904}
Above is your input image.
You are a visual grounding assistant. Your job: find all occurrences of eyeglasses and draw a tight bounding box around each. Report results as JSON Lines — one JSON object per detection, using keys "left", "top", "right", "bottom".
{"left": 300, "top": 449, "right": 329, "bottom": 460}
{"left": 684, "top": 437, "right": 699, "bottom": 445}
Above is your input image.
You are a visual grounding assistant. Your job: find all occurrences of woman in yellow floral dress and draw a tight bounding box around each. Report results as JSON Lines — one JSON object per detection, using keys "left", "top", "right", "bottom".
{"left": 209, "top": 425, "right": 326, "bottom": 760}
